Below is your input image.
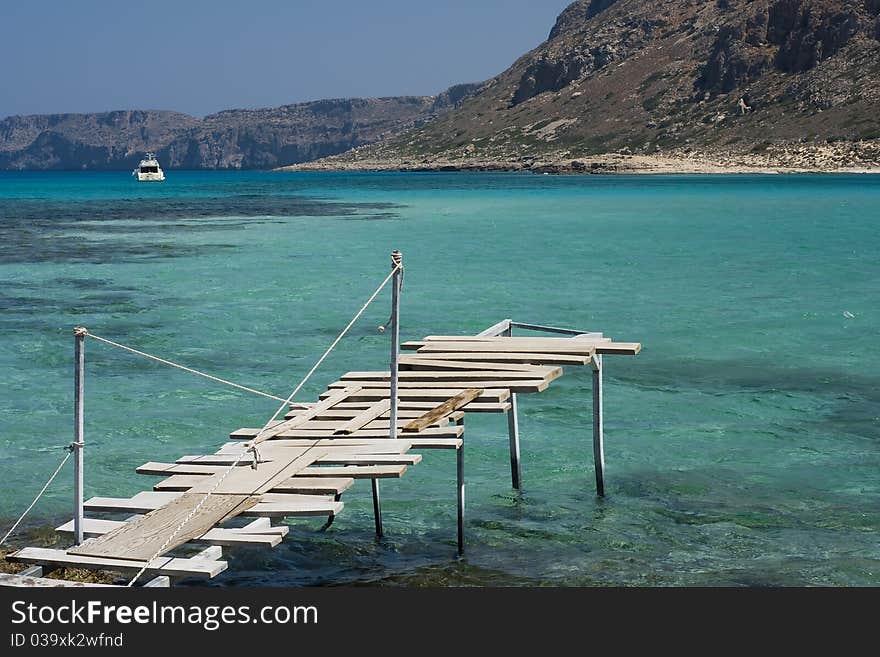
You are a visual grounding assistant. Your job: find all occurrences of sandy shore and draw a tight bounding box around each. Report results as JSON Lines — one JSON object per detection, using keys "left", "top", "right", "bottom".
{"left": 277, "top": 142, "right": 880, "bottom": 175}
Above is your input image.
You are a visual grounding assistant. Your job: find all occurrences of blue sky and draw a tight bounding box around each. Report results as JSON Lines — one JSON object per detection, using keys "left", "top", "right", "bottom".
{"left": 0, "top": 1, "right": 572, "bottom": 118}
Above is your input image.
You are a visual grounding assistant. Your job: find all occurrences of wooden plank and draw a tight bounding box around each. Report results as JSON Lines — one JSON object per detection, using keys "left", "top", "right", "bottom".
{"left": 327, "top": 379, "right": 549, "bottom": 393}
{"left": 137, "top": 462, "right": 220, "bottom": 476}
{"left": 284, "top": 407, "right": 434, "bottom": 420}
{"left": 175, "top": 455, "right": 266, "bottom": 466}
{"left": 403, "top": 389, "right": 481, "bottom": 433}
{"left": 333, "top": 400, "right": 510, "bottom": 414}
{"left": 84, "top": 493, "right": 344, "bottom": 517}
{"left": 399, "top": 357, "right": 560, "bottom": 373}
{"left": 421, "top": 335, "right": 612, "bottom": 344}
{"left": 191, "top": 545, "right": 223, "bottom": 561}
{"left": 270, "top": 477, "right": 355, "bottom": 495}
{"left": 320, "top": 387, "right": 509, "bottom": 403}
{"left": 395, "top": 402, "right": 508, "bottom": 414}
{"left": 160, "top": 475, "right": 344, "bottom": 494}
{"left": 234, "top": 518, "right": 290, "bottom": 534}
{"left": 248, "top": 386, "right": 360, "bottom": 446}
{"left": 247, "top": 493, "right": 334, "bottom": 503}
{"left": 406, "top": 437, "right": 462, "bottom": 449}
{"left": 80, "top": 495, "right": 182, "bottom": 513}
{"left": 209, "top": 446, "right": 420, "bottom": 466}
{"left": 333, "top": 399, "right": 390, "bottom": 434}
{"left": 413, "top": 341, "right": 598, "bottom": 356}
{"left": 412, "top": 337, "right": 598, "bottom": 347}
{"left": 8, "top": 547, "right": 226, "bottom": 578}
{"left": 191, "top": 529, "right": 283, "bottom": 548}
{"left": 224, "top": 438, "right": 460, "bottom": 451}
{"left": 398, "top": 351, "right": 592, "bottom": 365}
{"left": 340, "top": 369, "right": 559, "bottom": 382}
{"left": 69, "top": 493, "right": 259, "bottom": 561}
{"left": 591, "top": 342, "right": 641, "bottom": 355}
{"left": 304, "top": 400, "right": 510, "bottom": 413}
{"left": 298, "top": 465, "right": 407, "bottom": 479}
{"left": 55, "top": 516, "right": 292, "bottom": 537}
{"left": 243, "top": 499, "right": 344, "bottom": 518}
{"left": 219, "top": 440, "right": 412, "bottom": 453}
{"left": 229, "top": 425, "right": 464, "bottom": 440}
{"left": 189, "top": 448, "right": 325, "bottom": 496}
{"left": 413, "top": 341, "right": 639, "bottom": 355}
{"left": 182, "top": 442, "right": 411, "bottom": 465}
{"left": 56, "top": 518, "right": 287, "bottom": 548}
{"left": 316, "top": 453, "right": 422, "bottom": 465}
{"left": 56, "top": 517, "right": 133, "bottom": 535}
{"left": 252, "top": 418, "right": 449, "bottom": 431}
{"left": 237, "top": 438, "right": 459, "bottom": 451}
{"left": 0, "top": 573, "right": 115, "bottom": 587}
{"left": 152, "top": 474, "right": 217, "bottom": 491}
{"left": 85, "top": 492, "right": 183, "bottom": 513}
{"left": 253, "top": 449, "right": 331, "bottom": 495}
{"left": 283, "top": 408, "right": 465, "bottom": 422}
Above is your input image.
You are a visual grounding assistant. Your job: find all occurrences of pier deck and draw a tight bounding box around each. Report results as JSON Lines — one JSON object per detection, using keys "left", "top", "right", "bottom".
{"left": 6, "top": 322, "right": 638, "bottom": 586}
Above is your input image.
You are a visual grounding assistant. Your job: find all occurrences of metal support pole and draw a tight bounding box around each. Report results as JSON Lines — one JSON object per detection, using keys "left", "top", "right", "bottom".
{"left": 73, "top": 327, "right": 86, "bottom": 545}
{"left": 591, "top": 354, "right": 605, "bottom": 497}
{"left": 456, "top": 418, "right": 465, "bottom": 556}
{"left": 504, "top": 322, "right": 522, "bottom": 489}
{"left": 318, "top": 494, "right": 342, "bottom": 532}
{"left": 389, "top": 250, "right": 402, "bottom": 439}
{"left": 507, "top": 394, "right": 522, "bottom": 490}
{"left": 371, "top": 479, "right": 383, "bottom": 538}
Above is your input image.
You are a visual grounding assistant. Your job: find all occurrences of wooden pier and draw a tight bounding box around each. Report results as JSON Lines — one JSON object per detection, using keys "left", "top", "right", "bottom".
{"left": 5, "top": 321, "right": 638, "bottom": 586}
{"left": 2, "top": 253, "right": 639, "bottom": 586}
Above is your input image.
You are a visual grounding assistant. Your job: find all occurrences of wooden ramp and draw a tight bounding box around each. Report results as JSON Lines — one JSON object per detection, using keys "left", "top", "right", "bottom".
{"left": 68, "top": 493, "right": 260, "bottom": 562}
{"left": 6, "top": 319, "right": 639, "bottom": 586}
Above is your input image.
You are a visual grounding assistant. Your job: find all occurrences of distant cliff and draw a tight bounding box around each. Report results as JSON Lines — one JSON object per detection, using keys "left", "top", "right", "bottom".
{"left": 297, "top": 0, "right": 880, "bottom": 172}
{"left": 0, "top": 111, "right": 198, "bottom": 170}
{"left": 0, "top": 84, "right": 481, "bottom": 170}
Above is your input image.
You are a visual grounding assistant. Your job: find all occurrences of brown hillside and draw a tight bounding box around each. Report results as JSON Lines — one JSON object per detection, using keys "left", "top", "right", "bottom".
{"left": 294, "top": 0, "right": 880, "bottom": 172}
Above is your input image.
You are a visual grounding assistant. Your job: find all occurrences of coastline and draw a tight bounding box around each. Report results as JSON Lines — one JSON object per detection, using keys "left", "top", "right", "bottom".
{"left": 276, "top": 141, "right": 880, "bottom": 175}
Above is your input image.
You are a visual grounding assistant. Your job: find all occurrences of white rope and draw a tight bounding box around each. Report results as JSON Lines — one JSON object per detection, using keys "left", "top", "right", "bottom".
{"left": 0, "top": 449, "right": 72, "bottom": 547}
{"left": 248, "top": 263, "right": 401, "bottom": 449}
{"left": 83, "top": 332, "right": 289, "bottom": 403}
{"left": 126, "top": 263, "right": 401, "bottom": 587}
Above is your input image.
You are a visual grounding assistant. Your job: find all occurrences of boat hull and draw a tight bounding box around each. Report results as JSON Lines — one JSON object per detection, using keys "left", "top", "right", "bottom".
{"left": 135, "top": 171, "right": 165, "bottom": 182}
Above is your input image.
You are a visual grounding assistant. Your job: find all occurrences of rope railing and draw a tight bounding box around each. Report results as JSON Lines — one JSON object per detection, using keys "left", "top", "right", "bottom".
{"left": 0, "top": 447, "right": 72, "bottom": 547}
{"left": 82, "top": 332, "right": 290, "bottom": 404}
{"left": 125, "top": 262, "right": 402, "bottom": 587}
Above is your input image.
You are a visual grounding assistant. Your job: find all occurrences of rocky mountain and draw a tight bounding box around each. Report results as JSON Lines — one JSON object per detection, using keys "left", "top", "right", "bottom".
{"left": 0, "top": 84, "right": 481, "bottom": 170}
{"left": 0, "top": 111, "right": 198, "bottom": 170}
{"left": 295, "top": 0, "right": 880, "bottom": 172}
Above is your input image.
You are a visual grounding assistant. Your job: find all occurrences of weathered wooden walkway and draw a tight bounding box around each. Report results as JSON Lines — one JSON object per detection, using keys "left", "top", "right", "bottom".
{"left": 5, "top": 320, "right": 639, "bottom": 586}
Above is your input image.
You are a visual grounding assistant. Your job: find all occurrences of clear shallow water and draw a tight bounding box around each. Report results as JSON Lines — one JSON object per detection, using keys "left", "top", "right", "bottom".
{"left": 1, "top": 170, "right": 878, "bottom": 586}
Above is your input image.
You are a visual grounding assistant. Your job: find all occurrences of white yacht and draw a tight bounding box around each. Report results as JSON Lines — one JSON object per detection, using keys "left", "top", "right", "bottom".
{"left": 132, "top": 152, "right": 165, "bottom": 181}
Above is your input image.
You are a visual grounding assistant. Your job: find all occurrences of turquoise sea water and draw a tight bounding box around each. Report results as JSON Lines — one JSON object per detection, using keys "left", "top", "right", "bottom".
{"left": 1, "top": 170, "right": 878, "bottom": 586}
